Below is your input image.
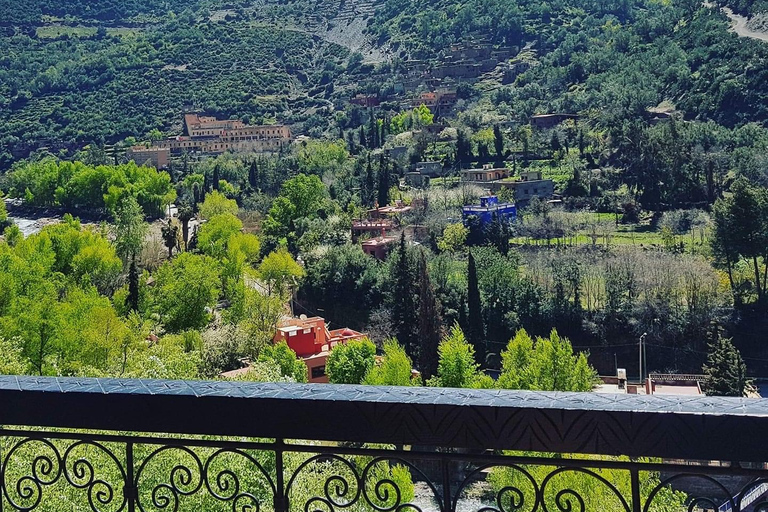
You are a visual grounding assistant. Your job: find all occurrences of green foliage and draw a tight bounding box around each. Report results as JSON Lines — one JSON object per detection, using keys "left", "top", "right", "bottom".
{"left": 296, "top": 139, "right": 349, "bottom": 175}
{"left": 498, "top": 329, "right": 598, "bottom": 392}
{"left": 702, "top": 326, "right": 749, "bottom": 397}
{"left": 711, "top": 179, "right": 768, "bottom": 303}
{"left": 112, "top": 195, "right": 148, "bottom": 263}
{"left": 430, "top": 324, "right": 483, "bottom": 388}
{"left": 390, "top": 104, "right": 434, "bottom": 135}
{"left": 259, "top": 341, "right": 309, "bottom": 383}
{"left": 417, "top": 250, "right": 442, "bottom": 380}
{"left": 437, "top": 223, "right": 469, "bottom": 253}
{"left": 199, "top": 191, "right": 239, "bottom": 220}
{"left": 264, "top": 174, "right": 327, "bottom": 241}
{"left": 7, "top": 160, "right": 175, "bottom": 218}
{"left": 153, "top": 253, "right": 221, "bottom": 332}
{"left": 258, "top": 248, "right": 305, "bottom": 297}
{"left": 467, "top": 250, "right": 485, "bottom": 364}
{"left": 326, "top": 338, "right": 377, "bottom": 384}
{"left": 391, "top": 232, "right": 418, "bottom": 360}
{"left": 198, "top": 213, "right": 243, "bottom": 260}
{"left": 0, "top": 337, "right": 27, "bottom": 375}
{"left": 3, "top": 225, "right": 22, "bottom": 247}
{"left": 488, "top": 455, "right": 687, "bottom": 512}
{"left": 364, "top": 340, "right": 415, "bottom": 386}
{"left": 300, "top": 244, "right": 379, "bottom": 329}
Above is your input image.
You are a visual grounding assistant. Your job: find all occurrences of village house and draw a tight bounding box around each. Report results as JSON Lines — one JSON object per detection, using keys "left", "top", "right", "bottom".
{"left": 362, "top": 235, "right": 398, "bottom": 260}
{"left": 492, "top": 170, "right": 555, "bottom": 207}
{"left": 126, "top": 146, "right": 170, "bottom": 169}
{"left": 351, "top": 220, "right": 395, "bottom": 241}
{"left": 350, "top": 94, "right": 381, "bottom": 108}
{"left": 273, "top": 316, "right": 366, "bottom": 383}
{"left": 405, "top": 161, "right": 443, "bottom": 187}
{"left": 461, "top": 164, "right": 509, "bottom": 183}
{"left": 411, "top": 90, "right": 458, "bottom": 110}
{"left": 462, "top": 195, "right": 517, "bottom": 226}
{"left": 220, "top": 316, "right": 366, "bottom": 383}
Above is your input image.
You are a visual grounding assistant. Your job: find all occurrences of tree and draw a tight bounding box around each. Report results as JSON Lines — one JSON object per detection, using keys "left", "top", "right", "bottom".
{"left": 497, "top": 329, "right": 597, "bottom": 392}
{"left": 437, "top": 223, "right": 469, "bottom": 253}
{"left": 259, "top": 341, "right": 308, "bottom": 382}
{"left": 456, "top": 129, "right": 472, "bottom": 165}
{"left": 377, "top": 154, "right": 390, "bottom": 207}
{"left": 177, "top": 203, "right": 195, "bottom": 250}
{"left": 702, "top": 327, "right": 749, "bottom": 397}
{"left": 493, "top": 124, "right": 505, "bottom": 164}
{"left": 263, "top": 174, "right": 326, "bottom": 241}
{"left": 391, "top": 232, "right": 418, "bottom": 360}
{"left": 154, "top": 253, "right": 221, "bottom": 332}
{"left": 300, "top": 244, "right": 379, "bottom": 328}
{"left": 199, "top": 191, "right": 239, "bottom": 220}
{"left": 431, "top": 324, "right": 484, "bottom": 388}
{"left": 0, "top": 337, "right": 27, "bottom": 375}
{"left": 326, "top": 338, "right": 376, "bottom": 384}
{"left": 248, "top": 160, "right": 260, "bottom": 189}
{"left": 364, "top": 340, "right": 415, "bottom": 386}
{"left": 70, "top": 236, "right": 122, "bottom": 295}
{"left": 467, "top": 250, "right": 485, "bottom": 365}
{"left": 711, "top": 179, "right": 768, "bottom": 303}
{"left": 0, "top": 196, "right": 7, "bottom": 225}
{"left": 161, "top": 219, "right": 179, "bottom": 259}
{"left": 417, "top": 251, "right": 442, "bottom": 380}
{"left": 486, "top": 213, "right": 510, "bottom": 256}
{"left": 3, "top": 224, "right": 22, "bottom": 247}
{"left": 364, "top": 156, "right": 376, "bottom": 207}
{"left": 127, "top": 258, "right": 140, "bottom": 313}
{"left": 112, "top": 196, "right": 148, "bottom": 264}
{"left": 236, "top": 287, "right": 283, "bottom": 358}
{"left": 212, "top": 164, "right": 221, "bottom": 191}
{"left": 198, "top": 213, "right": 243, "bottom": 260}
{"left": 258, "top": 248, "right": 305, "bottom": 297}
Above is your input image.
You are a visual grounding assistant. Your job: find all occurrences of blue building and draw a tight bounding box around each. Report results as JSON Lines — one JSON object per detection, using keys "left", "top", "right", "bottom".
{"left": 462, "top": 196, "right": 517, "bottom": 226}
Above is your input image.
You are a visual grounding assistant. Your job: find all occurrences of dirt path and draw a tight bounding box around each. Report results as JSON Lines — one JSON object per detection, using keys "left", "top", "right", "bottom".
{"left": 715, "top": 4, "right": 768, "bottom": 43}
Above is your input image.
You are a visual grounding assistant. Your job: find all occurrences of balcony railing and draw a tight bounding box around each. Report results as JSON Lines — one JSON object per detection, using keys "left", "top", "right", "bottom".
{"left": 1, "top": 376, "right": 768, "bottom": 512}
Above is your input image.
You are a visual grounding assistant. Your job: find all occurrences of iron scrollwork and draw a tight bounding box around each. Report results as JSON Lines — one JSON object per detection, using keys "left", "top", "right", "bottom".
{"left": 3, "top": 432, "right": 768, "bottom": 512}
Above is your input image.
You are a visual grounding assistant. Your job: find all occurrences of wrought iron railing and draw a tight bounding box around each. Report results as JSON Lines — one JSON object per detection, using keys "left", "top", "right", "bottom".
{"left": 1, "top": 376, "right": 768, "bottom": 512}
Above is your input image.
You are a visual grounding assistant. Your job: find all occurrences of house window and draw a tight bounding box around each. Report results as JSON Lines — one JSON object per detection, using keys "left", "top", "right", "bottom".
{"left": 311, "top": 366, "right": 326, "bottom": 379}
{"left": 289, "top": 331, "right": 296, "bottom": 337}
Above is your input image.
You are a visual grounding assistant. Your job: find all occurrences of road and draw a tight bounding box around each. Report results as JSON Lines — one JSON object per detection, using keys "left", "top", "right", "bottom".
{"left": 705, "top": 2, "right": 768, "bottom": 43}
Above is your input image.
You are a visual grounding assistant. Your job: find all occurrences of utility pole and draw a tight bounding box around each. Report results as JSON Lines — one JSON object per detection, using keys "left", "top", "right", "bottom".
{"left": 639, "top": 332, "right": 647, "bottom": 382}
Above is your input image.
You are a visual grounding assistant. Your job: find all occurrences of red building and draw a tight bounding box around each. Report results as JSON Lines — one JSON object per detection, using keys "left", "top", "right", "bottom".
{"left": 274, "top": 316, "right": 366, "bottom": 383}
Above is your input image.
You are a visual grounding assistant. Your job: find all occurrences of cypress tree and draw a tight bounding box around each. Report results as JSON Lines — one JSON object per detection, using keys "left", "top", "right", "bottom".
{"left": 248, "top": 160, "right": 259, "bottom": 189}
{"left": 212, "top": 164, "right": 220, "bottom": 191}
{"left": 467, "top": 250, "right": 486, "bottom": 365}
{"left": 392, "top": 232, "right": 418, "bottom": 360}
{"left": 377, "top": 153, "right": 390, "bottom": 207}
{"left": 127, "top": 257, "right": 140, "bottom": 313}
{"left": 359, "top": 125, "right": 367, "bottom": 148}
{"left": 417, "top": 250, "right": 442, "bottom": 380}
{"left": 703, "top": 326, "right": 749, "bottom": 397}
{"left": 487, "top": 213, "right": 510, "bottom": 256}
{"left": 364, "top": 156, "right": 376, "bottom": 207}
{"left": 493, "top": 124, "right": 504, "bottom": 164}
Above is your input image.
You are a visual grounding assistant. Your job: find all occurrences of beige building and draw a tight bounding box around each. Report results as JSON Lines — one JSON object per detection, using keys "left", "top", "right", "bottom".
{"left": 126, "top": 146, "right": 170, "bottom": 169}
{"left": 461, "top": 164, "right": 509, "bottom": 183}
{"left": 154, "top": 114, "right": 291, "bottom": 155}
